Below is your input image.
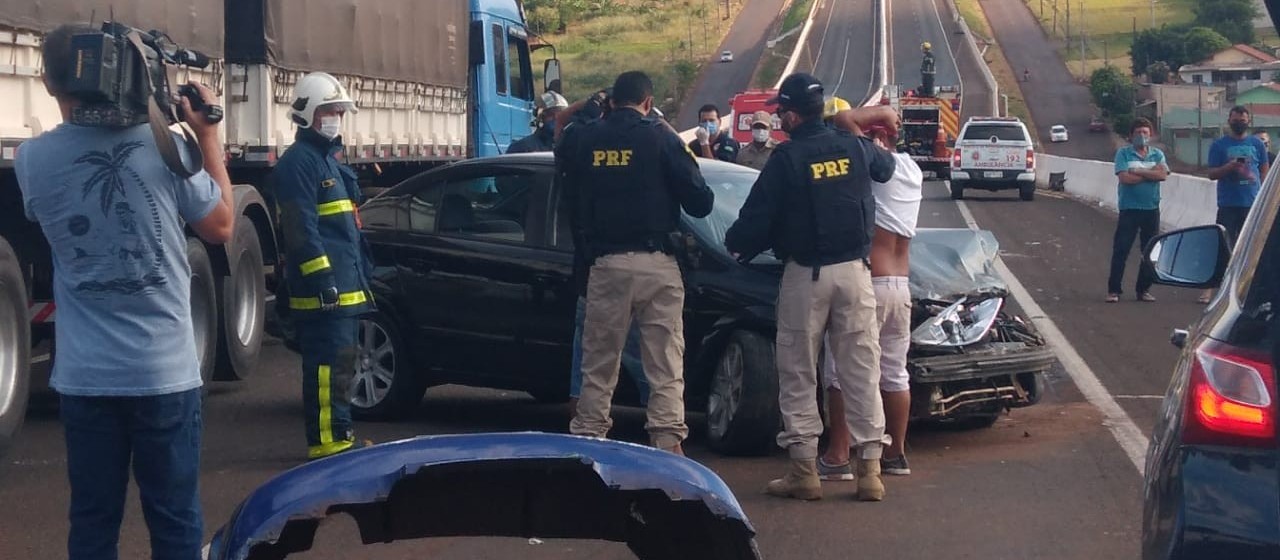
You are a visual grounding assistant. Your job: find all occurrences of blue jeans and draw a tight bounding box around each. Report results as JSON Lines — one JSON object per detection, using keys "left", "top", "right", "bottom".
{"left": 61, "top": 389, "right": 204, "bottom": 560}
{"left": 570, "top": 296, "right": 649, "bottom": 403}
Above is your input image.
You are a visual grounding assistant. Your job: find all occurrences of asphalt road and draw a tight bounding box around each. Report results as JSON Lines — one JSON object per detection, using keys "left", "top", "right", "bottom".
{"left": 978, "top": 0, "right": 1118, "bottom": 160}
{"left": 675, "top": 0, "right": 789, "bottom": 130}
{"left": 0, "top": 181, "right": 1148, "bottom": 559}
{"left": 888, "top": 0, "right": 961, "bottom": 91}
{"left": 933, "top": 0, "right": 994, "bottom": 119}
{"left": 799, "top": 0, "right": 879, "bottom": 104}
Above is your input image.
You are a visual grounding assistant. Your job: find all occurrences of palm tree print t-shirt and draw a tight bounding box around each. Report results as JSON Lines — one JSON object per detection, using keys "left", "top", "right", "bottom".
{"left": 16, "top": 123, "right": 221, "bottom": 396}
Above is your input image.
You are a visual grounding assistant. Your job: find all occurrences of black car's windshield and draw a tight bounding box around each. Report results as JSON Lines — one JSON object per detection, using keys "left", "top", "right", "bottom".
{"left": 684, "top": 163, "right": 779, "bottom": 263}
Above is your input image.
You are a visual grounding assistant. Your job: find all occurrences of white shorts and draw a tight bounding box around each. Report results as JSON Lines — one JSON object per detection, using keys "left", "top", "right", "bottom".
{"left": 823, "top": 276, "right": 912, "bottom": 393}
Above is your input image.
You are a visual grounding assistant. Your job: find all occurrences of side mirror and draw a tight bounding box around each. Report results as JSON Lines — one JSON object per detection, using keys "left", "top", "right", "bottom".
{"left": 543, "top": 58, "right": 562, "bottom": 94}
{"left": 1144, "top": 225, "right": 1231, "bottom": 289}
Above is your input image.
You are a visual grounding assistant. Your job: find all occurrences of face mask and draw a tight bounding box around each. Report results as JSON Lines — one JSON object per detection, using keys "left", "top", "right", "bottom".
{"left": 1230, "top": 121, "right": 1249, "bottom": 135}
{"left": 702, "top": 121, "right": 718, "bottom": 136}
{"left": 752, "top": 128, "right": 771, "bottom": 143}
{"left": 1132, "top": 134, "right": 1148, "bottom": 148}
{"left": 318, "top": 115, "right": 342, "bottom": 139}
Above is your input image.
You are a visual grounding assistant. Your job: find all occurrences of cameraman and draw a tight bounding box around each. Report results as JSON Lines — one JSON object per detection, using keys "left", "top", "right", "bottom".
{"left": 15, "top": 24, "right": 233, "bottom": 560}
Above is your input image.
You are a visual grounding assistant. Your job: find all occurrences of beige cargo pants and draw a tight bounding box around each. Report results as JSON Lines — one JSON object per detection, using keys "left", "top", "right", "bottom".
{"left": 776, "top": 259, "right": 887, "bottom": 459}
{"left": 570, "top": 251, "right": 688, "bottom": 449}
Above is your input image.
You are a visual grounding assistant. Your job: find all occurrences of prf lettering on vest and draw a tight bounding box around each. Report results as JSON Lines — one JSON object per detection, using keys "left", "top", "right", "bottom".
{"left": 810, "top": 158, "right": 852, "bottom": 180}
{"left": 592, "top": 149, "right": 634, "bottom": 167}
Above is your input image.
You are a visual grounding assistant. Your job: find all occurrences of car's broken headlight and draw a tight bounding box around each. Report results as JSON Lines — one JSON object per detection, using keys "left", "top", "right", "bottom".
{"left": 910, "top": 296, "right": 1003, "bottom": 347}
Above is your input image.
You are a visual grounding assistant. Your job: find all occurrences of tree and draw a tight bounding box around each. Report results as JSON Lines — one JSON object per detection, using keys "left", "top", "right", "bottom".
{"left": 1194, "top": 0, "right": 1258, "bottom": 45}
{"left": 1183, "top": 27, "right": 1233, "bottom": 68}
{"left": 1090, "top": 66, "right": 1136, "bottom": 131}
{"left": 1147, "top": 61, "right": 1170, "bottom": 84}
{"left": 526, "top": 6, "right": 559, "bottom": 35}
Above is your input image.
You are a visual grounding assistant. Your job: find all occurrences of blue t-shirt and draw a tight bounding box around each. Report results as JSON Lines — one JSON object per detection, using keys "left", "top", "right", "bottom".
{"left": 1113, "top": 145, "right": 1168, "bottom": 211}
{"left": 1207, "top": 135, "right": 1267, "bottom": 208}
{"left": 16, "top": 124, "right": 220, "bottom": 396}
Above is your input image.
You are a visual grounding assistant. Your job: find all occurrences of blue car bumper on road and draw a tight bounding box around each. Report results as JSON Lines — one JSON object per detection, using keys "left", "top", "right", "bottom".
{"left": 205, "top": 432, "right": 762, "bottom": 560}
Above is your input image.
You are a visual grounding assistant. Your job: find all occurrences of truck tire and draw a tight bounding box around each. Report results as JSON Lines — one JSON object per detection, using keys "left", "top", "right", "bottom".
{"left": 1019, "top": 182, "right": 1036, "bottom": 201}
{"left": 0, "top": 238, "right": 30, "bottom": 458}
{"left": 214, "top": 219, "right": 266, "bottom": 381}
{"left": 705, "top": 330, "right": 779, "bottom": 456}
{"left": 351, "top": 311, "right": 427, "bottom": 420}
{"left": 188, "top": 237, "right": 218, "bottom": 386}
{"left": 950, "top": 181, "right": 965, "bottom": 200}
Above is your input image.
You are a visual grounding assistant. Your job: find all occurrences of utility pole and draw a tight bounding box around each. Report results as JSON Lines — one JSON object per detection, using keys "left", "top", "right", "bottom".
{"left": 1066, "top": 0, "right": 1071, "bottom": 43}
{"left": 1150, "top": 0, "right": 1155, "bottom": 29}
{"left": 1197, "top": 83, "right": 1204, "bottom": 166}
{"left": 1104, "top": 40, "right": 1108, "bottom": 67}
{"left": 1080, "top": 2, "right": 1086, "bottom": 77}
{"left": 1040, "top": 0, "right": 1044, "bottom": 18}
{"left": 1053, "top": 0, "right": 1059, "bottom": 37}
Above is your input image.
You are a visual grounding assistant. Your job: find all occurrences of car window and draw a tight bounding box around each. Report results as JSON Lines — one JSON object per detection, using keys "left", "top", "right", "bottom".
{"left": 436, "top": 171, "right": 548, "bottom": 244}
{"left": 508, "top": 32, "right": 532, "bottom": 101}
{"left": 409, "top": 188, "right": 440, "bottom": 234}
{"left": 963, "top": 124, "right": 1027, "bottom": 142}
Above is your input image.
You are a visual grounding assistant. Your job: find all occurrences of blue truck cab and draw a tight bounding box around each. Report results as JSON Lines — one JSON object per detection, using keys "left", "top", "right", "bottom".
{"left": 472, "top": 0, "right": 538, "bottom": 157}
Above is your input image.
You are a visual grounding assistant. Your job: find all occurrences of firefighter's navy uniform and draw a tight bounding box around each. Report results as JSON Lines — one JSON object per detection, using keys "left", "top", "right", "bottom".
{"left": 555, "top": 85, "right": 714, "bottom": 452}
{"left": 726, "top": 73, "right": 897, "bottom": 501}
{"left": 276, "top": 126, "right": 374, "bottom": 460}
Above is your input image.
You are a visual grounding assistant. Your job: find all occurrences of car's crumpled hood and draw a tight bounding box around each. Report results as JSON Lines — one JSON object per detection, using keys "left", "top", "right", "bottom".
{"left": 909, "top": 228, "right": 1007, "bottom": 300}
{"left": 205, "top": 432, "right": 762, "bottom": 560}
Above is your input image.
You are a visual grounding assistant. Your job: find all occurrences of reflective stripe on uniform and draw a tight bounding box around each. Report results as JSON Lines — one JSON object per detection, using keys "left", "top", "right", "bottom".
{"left": 307, "top": 439, "right": 354, "bottom": 460}
{"left": 299, "top": 255, "right": 332, "bottom": 276}
{"left": 317, "top": 199, "right": 355, "bottom": 216}
{"left": 289, "top": 289, "right": 369, "bottom": 310}
{"left": 318, "top": 364, "right": 333, "bottom": 444}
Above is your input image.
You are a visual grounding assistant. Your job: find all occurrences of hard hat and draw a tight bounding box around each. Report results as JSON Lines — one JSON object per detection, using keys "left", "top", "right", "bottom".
{"left": 922, "top": 41, "right": 932, "bottom": 51}
{"left": 290, "top": 72, "right": 358, "bottom": 129}
{"left": 823, "top": 96, "right": 852, "bottom": 120}
{"left": 539, "top": 90, "right": 568, "bottom": 111}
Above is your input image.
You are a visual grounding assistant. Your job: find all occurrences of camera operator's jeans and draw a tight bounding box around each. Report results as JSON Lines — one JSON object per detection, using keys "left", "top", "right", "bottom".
{"left": 61, "top": 389, "right": 203, "bottom": 560}
{"left": 571, "top": 296, "right": 650, "bottom": 404}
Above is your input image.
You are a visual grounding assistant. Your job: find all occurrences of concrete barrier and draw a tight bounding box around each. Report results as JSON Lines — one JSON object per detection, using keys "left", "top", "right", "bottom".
{"left": 1035, "top": 154, "right": 1217, "bottom": 231}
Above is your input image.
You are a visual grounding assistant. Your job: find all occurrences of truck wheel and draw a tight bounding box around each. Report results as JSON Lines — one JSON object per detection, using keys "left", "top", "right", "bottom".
{"left": 705, "top": 330, "right": 779, "bottom": 456}
{"left": 188, "top": 237, "right": 218, "bottom": 386}
{"left": 214, "top": 219, "right": 266, "bottom": 381}
{"left": 950, "top": 181, "right": 965, "bottom": 200}
{"left": 0, "top": 238, "right": 30, "bottom": 457}
{"left": 351, "top": 311, "right": 427, "bottom": 420}
{"left": 1019, "top": 183, "right": 1036, "bottom": 201}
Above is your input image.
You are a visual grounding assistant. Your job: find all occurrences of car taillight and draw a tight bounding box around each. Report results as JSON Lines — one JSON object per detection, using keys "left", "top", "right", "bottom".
{"left": 952, "top": 149, "right": 961, "bottom": 169}
{"left": 1182, "top": 339, "right": 1277, "bottom": 447}
{"left": 1025, "top": 149, "right": 1035, "bottom": 170}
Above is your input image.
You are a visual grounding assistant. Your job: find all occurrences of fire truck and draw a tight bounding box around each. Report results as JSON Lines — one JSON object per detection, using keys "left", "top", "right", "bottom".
{"left": 726, "top": 90, "right": 788, "bottom": 145}
{"left": 880, "top": 44, "right": 961, "bottom": 178}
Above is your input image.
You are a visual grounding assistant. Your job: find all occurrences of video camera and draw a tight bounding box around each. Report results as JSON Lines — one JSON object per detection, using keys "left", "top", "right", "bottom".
{"left": 64, "top": 21, "right": 223, "bottom": 177}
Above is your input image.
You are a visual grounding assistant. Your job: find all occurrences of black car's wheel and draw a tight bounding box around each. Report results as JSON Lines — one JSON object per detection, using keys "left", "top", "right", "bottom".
{"left": 214, "top": 218, "right": 265, "bottom": 381}
{"left": 950, "top": 181, "right": 965, "bottom": 200}
{"left": 187, "top": 237, "right": 218, "bottom": 386}
{"left": 1019, "top": 182, "right": 1036, "bottom": 201}
{"left": 706, "top": 330, "right": 779, "bottom": 456}
{"left": 0, "top": 238, "right": 30, "bottom": 457}
{"left": 350, "top": 311, "right": 426, "bottom": 420}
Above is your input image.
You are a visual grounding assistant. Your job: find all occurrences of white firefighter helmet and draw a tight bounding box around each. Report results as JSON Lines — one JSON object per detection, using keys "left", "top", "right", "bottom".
{"left": 539, "top": 90, "right": 569, "bottom": 111}
{"left": 290, "top": 72, "right": 358, "bottom": 128}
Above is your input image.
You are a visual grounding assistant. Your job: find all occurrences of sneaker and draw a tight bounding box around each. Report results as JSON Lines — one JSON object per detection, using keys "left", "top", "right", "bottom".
{"left": 881, "top": 454, "right": 911, "bottom": 476}
{"left": 817, "top": 457, "right": 854, "bottom": 481}
{"left": 1138, "top": 292, "right": 1156, "bottom": 302}
{"left": 1105, "top": 293, "right": 1119, "bottom": 303}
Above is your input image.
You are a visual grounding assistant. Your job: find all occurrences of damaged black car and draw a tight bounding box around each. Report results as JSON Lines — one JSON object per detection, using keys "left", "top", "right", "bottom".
{"left": 346, "top": 153, "right": 1052, "bottom": 456}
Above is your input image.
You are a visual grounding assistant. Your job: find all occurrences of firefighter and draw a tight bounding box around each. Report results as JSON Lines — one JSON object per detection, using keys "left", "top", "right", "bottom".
{"left": 275, "top": 72, "right": 375, "bottom": 461}
{"left": 822, "top": 96, "right": 852, "bottom": 128}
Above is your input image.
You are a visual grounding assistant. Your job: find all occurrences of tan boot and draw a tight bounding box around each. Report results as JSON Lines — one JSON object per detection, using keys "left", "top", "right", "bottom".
{"left": 765, "top": 458, "right": 823, "bottom": 500}
{"left": 660, "top": 442, "right": 685, "bottom": 457}
{"left": 856, "top": 458, "right": 885, "bottom": 501}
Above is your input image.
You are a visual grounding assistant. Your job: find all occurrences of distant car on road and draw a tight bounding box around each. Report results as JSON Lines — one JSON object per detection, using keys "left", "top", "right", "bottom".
{"left": 1139, "top": 172, "right": 1279, "bottom": 557}
{"left": 1050, "top": 125, "right": 1069, "bottom": 143}
{"left": 1088, "top": 116, "right": 1107, "bottom": 133}
{"left": 720, "top": 50, "right": 734, "bottom": 62}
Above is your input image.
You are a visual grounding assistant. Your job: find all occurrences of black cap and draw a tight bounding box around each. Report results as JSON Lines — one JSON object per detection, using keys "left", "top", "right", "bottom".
{"left": 767, "top": 73, "right": 825, "bottom": 111}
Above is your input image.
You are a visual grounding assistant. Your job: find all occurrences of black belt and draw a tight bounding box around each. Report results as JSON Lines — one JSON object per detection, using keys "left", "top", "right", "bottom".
{"left": 593, "top": 237, "right": 670, "bottom": 257}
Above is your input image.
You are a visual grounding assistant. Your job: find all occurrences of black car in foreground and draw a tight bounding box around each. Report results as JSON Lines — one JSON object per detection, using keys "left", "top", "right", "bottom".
{"left": 349, "top": 153, "right": 1050, "bottom": 455}
{"left": 1139, "top": 178, "right": 1280, "bottom": 556}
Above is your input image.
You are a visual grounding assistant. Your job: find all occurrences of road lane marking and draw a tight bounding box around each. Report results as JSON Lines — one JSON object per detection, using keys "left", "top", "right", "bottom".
{"left": 955, "top": 196, "right": 1150, "bottom": 476}
{"left": 928, "top": 0, "right": 962, "bottom": 85}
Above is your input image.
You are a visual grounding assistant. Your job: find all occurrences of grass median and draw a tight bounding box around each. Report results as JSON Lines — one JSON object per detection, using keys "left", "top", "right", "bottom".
{"left": 532, "top": 1, "right": 748, "bottom": 117}
{"left": 955, "top": 0, "right": 1037, "bottom": 131}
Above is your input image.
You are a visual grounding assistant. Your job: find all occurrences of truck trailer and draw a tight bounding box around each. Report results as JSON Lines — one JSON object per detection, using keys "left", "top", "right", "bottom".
{"left": 0, "top": 0, "right": 555, "bottom": 455}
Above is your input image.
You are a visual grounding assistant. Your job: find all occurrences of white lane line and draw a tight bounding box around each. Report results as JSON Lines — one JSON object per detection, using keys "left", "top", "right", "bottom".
{"left": 955, "top": 197, "right": 1150, "bottom": 476}
{"left": 31, "top": 354, "right": 50, "bottom": 364}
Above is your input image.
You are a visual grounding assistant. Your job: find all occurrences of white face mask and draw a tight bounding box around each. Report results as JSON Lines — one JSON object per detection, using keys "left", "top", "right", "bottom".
{"left": 752, "top": 128, "right": 771, "bottom": 143}
{"left": 318, "top": 115, "right": 342, "bottom": 139}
